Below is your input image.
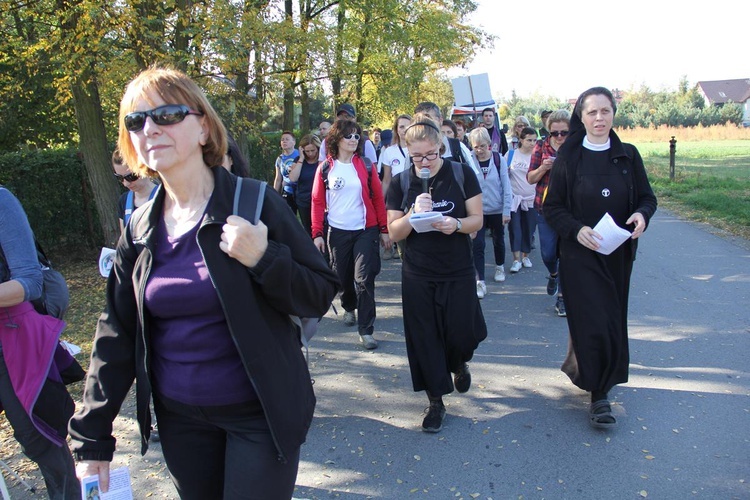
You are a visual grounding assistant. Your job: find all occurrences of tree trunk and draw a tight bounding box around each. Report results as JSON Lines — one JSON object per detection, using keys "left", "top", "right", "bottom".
{"left": 70, "top": 76, "right": 121, "bottom": 247}
{"left": 300, "top": 81, "right": 310, "bottom": 133}
{"left": 331, "top": 2, "right": 346, "bottom": 109}
{"left": 354, "top": 9, "right": 371, "bottom": 117}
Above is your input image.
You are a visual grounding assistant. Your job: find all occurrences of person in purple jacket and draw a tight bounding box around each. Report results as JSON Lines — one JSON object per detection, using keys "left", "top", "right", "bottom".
{"left": 69, "top": 67, "right": 339, "bottom": 499}
{"left": 0, "top": 186, "right": 81, "bottom": 499}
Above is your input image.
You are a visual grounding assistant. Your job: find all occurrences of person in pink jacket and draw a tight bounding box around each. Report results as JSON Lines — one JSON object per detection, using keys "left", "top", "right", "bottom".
{"left": 311, "top": 119, "right": 390, "bottom": 350}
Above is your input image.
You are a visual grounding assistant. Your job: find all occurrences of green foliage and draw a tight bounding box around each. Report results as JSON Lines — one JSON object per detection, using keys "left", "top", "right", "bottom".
{"left": 501, "top": 92, "right": 568, "bottom": 129}
{"left": 636, "top": 140, "right": 750, "bottom": 235}
{"left": 0, "top": 148, "right": 102, "bottom": 251}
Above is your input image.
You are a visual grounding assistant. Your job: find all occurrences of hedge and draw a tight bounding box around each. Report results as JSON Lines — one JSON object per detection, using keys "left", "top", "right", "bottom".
{"left": 0, "top": 134, "right": 285, "bottom": 254}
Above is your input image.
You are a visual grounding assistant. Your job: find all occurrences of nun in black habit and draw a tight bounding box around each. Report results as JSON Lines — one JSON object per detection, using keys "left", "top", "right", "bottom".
{"left": 543, "top": 87, "right": 657, "bottom": 429}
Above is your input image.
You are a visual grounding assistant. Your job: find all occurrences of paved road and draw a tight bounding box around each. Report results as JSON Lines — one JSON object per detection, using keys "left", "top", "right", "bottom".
{"left": 4, "top": 209, "right": 749, "bottom": 499}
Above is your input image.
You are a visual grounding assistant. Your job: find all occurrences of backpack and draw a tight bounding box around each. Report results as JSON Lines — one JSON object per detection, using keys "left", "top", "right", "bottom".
{"left": 320, "top": 156, "right": 374, "bottom": 199}
{"left": 399, "top": 160, "right": 466, "bottom": 211}
{"left": 32, "top": 240, "right": 70, "bottom": 320}
{"left": 0, "top": 238, "right": 70, "bottom": 320}
{"left": 232, "top": 178, "right": 317, "bottom": 354}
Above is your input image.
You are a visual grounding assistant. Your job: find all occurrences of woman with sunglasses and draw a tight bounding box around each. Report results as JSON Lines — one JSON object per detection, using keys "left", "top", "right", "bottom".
{"left": 113, "top": 149, "right": 158, "bottom": 232}
{"left": 311, "top": 119, "right": 390, "bottom": 351}
{"left": 70, "top": 67, "right": 338, "bottom": 499}
{"left": 385, "top": 114, "right": 486, "bottom": 433}
{"left": 288, "top": 133, "right": 321, "bottom": 237}
{"left": 527, "top": 109, "right": 571, "bottom": 317}
{"left": 544, "top": 87, "right": 656, "bottom": 429}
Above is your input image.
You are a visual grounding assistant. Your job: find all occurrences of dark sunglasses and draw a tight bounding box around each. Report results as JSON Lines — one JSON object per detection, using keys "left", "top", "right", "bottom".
{"left": 550, "top": 130, "right": 570, "bottom": 138}
{"left": 343, "top": 133, "right": 361, "bottom": 141}
{"left": 124, "top": 104, "right": 204, "bottom": 132}
{"left": 114, "top": 172, "right": 139, "bottom": 183}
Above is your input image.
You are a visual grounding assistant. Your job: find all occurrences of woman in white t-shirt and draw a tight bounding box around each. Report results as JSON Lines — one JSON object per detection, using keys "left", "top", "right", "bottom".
{"left": 379, "top": 114, "right": 412, "bottom": 197}
{"left": 311, "top": 119, "right": 391, "bottom": 350}
{"left": 506, "top": 126, "right": 538, "bottom": 272}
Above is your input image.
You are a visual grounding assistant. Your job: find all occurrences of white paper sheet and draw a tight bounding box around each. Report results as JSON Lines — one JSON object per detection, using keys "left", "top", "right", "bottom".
{"left": 592, "top": 212, "right": 631, "bottom": 255}
{"left": 409, "top": 212, "right": 444, "bottom": 233}
{"left": 81, "top": 466, "right": 133, "bottom": 500}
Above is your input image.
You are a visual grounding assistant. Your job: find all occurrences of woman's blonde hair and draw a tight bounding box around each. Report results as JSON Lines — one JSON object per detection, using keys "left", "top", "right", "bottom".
{"left": 546, "top": 109, "right": 571, "bottom": 130}
{"left": 469, "top": 127, "right": 491, "bottom": 148}
{"left": 117, "top": 67, "right": 227, "bottom": 178}
{"left": 404, "top": 113, "right": 442, "bottom": 148}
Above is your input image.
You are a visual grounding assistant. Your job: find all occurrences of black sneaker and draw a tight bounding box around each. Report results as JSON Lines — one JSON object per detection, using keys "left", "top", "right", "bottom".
{"left": 454, "top": 363, "right": 471, "bottom": 393}
{"left": 546, "top": 275, "right": 558, "bottom": 296}
{"left": 422, "top": 401, "right": 446, "bottom": 433}
{"left": 555, "top": 296, "right": 567, "bottom": 317}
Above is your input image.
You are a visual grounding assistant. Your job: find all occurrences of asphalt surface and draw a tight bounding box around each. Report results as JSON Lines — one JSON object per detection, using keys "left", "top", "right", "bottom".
{"left": 3, "top": 209, "right": 749, "bottom": 499}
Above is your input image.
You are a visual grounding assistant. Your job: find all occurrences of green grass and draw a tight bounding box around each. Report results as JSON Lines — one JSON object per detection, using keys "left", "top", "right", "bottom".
{"left": 634, "top": 140, "right": 750, "bottom": 239}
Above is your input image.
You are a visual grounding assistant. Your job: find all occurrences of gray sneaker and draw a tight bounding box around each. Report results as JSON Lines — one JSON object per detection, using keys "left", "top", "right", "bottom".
{"left": 343, "top": 311, "right": 356, "bottom": 326}
{"left": 360, "top": 334, "right": 378, "bottom": 350}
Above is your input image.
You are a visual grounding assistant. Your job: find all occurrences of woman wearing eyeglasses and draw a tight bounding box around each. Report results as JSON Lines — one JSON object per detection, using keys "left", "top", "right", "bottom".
{"left": 385, "top": 114, "right": 486, "bottom": 433}
{"left": 70, "top": 67, "right": 339, "bottom": 499}
{"left": 311, "top": 119, "right": 390, "bottom": 350}
{"left": 527, "top": 109, "right": 571, "bottom": 317}
{"left": 544, "top": 87, "right": 656, "bottom": 429}
{"left": 112, "top": 149, "right": 158, "bottom": 232}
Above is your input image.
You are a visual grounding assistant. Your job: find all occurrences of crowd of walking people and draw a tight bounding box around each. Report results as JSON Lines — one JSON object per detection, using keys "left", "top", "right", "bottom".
{"left": 0, "top": 63, "right": 656, "bottom": 498}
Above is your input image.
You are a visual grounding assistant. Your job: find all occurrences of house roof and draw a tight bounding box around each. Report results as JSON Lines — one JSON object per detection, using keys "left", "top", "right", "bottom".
{"left": 697, "top": 79, "right": 750, "bottom": 104}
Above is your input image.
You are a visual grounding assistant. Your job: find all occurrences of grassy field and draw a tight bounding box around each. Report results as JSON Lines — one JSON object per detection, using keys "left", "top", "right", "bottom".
{"left": 622, "top": 136, "right": 750, "bottom": 240}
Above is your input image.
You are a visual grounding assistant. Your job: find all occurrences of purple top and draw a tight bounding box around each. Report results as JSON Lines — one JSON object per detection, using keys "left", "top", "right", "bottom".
{"left": 145, "top": 217, "right": 257, "bottom": 406}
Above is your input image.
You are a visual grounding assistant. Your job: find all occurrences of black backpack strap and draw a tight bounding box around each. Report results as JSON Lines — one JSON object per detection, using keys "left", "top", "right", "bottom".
{"left": 233, "top": 177, "right": 267, "bottom": 223}
{"left": 363, "top": 156, "right": 374, "bottom": 199}
{"left": 450, "top": 161, "right": 466, "bottom": 200}
{"left": 399, "top": 170, "right": 411, "bottom": 211}
{"left": 448, "top": 138, "right": 463, "bottom": 163}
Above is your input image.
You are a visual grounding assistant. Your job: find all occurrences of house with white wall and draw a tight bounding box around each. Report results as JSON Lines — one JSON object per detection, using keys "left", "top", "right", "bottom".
{"left": 696, "top": 79, "right": 750, "bottom": 126}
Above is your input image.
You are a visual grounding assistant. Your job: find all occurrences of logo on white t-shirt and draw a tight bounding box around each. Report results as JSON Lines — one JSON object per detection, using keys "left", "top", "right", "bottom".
{"left": 331, "top": 177, "right": 346, "bottom": 190}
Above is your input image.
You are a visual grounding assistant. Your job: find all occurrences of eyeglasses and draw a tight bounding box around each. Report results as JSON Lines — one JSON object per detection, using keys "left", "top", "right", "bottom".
{"left": 123, "top": 104, "right": 204, "bottom": 132}
{"left": 549, "top": 130, "right": 570, "bottom": 138}
{"left": 410, "top": 152, "right": 440, "bottom": 163}
{"left": 114, "top": 172, "right": 139, "bottom": 183}
{"left": 343, "top": 133, "right": 361, "bottom": 141}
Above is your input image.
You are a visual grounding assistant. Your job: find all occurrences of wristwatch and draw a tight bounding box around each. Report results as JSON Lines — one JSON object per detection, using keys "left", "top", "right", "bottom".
{"left": 454, "top": 218, "right": 462, "bottom": 233}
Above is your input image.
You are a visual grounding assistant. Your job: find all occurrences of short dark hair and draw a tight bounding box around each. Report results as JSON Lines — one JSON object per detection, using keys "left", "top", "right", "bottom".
{"left": 327, "top": 119, "right": 362, "bottom": 159}
{"left": 519, "top": 127, "right": 538, "bottom": 140}
{"left": 442, "top": 119, "right": 458, "bottom": 137}
{"left": 414, "top": 102, "right": 442, "bottom": 120}
{"left": 281, "top": 130, "right": 295, "bottom": 139}
{"left": 482, "top": 107, "right": 495, "bottom": 117}
{"left": 112, "top": 149, "right": 124, "bottom": 166}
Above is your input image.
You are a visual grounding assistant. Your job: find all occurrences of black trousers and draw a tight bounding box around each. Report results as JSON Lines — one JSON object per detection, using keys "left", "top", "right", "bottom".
{"left": 153, "top": 395, "right": 300, "bottom": 499}
{"left": 401, "top": 276, "right": 487, "bottom": 396}
{"left": 0, "top": 348, "right": 80, "bottom": 500}
{"left": 327, "top": 226, "right": 381, "bottom": 336}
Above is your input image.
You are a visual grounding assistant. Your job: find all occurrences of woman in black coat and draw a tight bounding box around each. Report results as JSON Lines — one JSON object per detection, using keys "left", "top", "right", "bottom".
{"left": 543, "top": 87, "right": 657, "bottom": 429}
{"left": 70, "top": 67, "right": 338, "bottom": 499}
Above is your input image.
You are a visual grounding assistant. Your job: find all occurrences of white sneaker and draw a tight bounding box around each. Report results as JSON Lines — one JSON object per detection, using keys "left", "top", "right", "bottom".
{"left": 476, "top": 280, "right": 487, "bottom": 299}
{"left": 359, "top": 334, "right": 378, "bottom": 350}
{"left": 493, "top": 265, "right": 506, "bottom": 282}
{"left": 522, "top": 257, "right": 533, "bottom": 268}
{"left": 509, "top": 261, "right": 522, "bottom": 273}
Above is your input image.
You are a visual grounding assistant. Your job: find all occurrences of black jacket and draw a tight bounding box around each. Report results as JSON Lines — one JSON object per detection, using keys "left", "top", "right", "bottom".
{"left": 543, "top": 130, "right": 657, "bottom": 259}
{"left": 69, "top": 167, "right": 339, "bottom": 462}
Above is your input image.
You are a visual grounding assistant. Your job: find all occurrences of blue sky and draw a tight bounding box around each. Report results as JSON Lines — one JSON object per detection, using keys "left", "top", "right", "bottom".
{"left": 450, "top": 0, "right": 748, "bottom": 102}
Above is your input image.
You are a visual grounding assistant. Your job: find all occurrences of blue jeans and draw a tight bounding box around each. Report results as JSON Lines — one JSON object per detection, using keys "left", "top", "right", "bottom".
{"left": 472, "top": 214, "right": 506, "bottom": 281}
{"left": 535, "top": 210, "right": 561, "bottom": 291}
{"left": 509, "top": 208, "right": 537, "bottom": 254}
